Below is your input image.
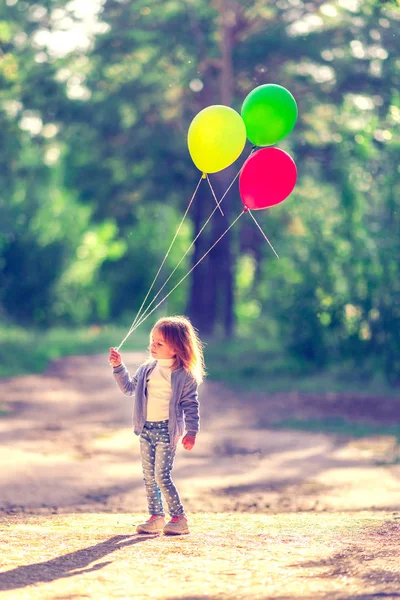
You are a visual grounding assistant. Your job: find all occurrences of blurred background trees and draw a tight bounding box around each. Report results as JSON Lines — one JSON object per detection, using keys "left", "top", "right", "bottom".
{"left": 0, "top": 0, "right": 399, "bottom": 383}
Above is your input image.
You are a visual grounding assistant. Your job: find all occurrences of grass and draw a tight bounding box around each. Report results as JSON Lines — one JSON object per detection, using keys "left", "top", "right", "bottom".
{"left": 267, "top": 416, "right": 400, "bottom": 442}
{"left": 1, "top": 325, "right": 399, "bottom": 398}
{"left": 0, "top": 324, "right": 150, "bottom": 378}
{"left": 204, "top": 337, "right": 400, "bottom": 397}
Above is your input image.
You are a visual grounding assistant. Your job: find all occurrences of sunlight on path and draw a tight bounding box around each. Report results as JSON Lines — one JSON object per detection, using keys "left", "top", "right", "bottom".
{"left": 1, "top": 354, "right": 400, "bottom": 599}
{"left": 1, "top": 353, "right": 400, "bottom": 516}
{"left": 1, "top": 512, "right": 399, "bottom": 600}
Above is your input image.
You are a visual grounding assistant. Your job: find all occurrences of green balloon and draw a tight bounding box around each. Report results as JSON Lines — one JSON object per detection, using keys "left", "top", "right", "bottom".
{"left": 241, "top": 84, "right": 298, "bottom": 146}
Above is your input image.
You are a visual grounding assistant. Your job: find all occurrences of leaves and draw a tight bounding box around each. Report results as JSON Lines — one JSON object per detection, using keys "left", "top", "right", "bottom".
{"left": 0, "top": 0, "right": 399, "bottom": 381}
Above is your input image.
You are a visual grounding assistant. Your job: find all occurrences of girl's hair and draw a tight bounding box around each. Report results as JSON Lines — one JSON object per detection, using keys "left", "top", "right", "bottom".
{"left": 150, "top": 315, "right": 205, "bottom": 384}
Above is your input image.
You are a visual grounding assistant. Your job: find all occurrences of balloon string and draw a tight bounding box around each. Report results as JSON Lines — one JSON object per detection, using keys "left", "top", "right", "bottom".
{"left": 132, "top": 173, "right": 202, "bottom": 330}
{"left": 119, "top": 166, "right": 243, "bottom": 342}
{"left": 247, "top": 210, "right": 279, "bottom": 258}
{"left": 206, "top": 175, "right": 224, "bottom": 216}
{"left": 116, "top": 148, "right": 255, "bottom": 350}
{"left": 116, "top": 174, "right": 203, "bottom": 351}
{"left": 129, "top": 209, "right": 246, "bottom": 336}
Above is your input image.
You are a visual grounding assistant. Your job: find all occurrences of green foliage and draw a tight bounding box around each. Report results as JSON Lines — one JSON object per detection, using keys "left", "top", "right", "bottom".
{"left": 0, "top": 0, "right": 399, "bottom": 384}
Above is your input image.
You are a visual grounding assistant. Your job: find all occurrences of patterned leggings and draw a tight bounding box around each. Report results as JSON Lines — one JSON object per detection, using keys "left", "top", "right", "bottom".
{"left": 139, "top": 420, "right": 185, "bottom": 517}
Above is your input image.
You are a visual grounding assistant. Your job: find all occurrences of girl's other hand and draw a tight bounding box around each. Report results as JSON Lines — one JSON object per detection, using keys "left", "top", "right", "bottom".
{"left": 182, "top": 434, "right": 196, "bottom": 451}
{"left": 109, "top": 347, "right": 122, "bottom": 368}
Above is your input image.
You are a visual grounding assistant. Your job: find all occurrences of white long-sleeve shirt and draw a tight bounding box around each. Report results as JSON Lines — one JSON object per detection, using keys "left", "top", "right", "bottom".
{"left": 145, "top": 358, "right": 174, "bottom": 421}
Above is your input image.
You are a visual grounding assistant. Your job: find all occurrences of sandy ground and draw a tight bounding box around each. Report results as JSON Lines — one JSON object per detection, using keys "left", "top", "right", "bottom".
{"left": 0, "top": 353, "right": 400, "bottom": 599}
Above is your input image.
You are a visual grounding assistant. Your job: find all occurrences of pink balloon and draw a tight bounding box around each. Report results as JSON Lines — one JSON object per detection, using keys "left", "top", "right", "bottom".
{"left": 239, "top": 148, "right": 297, "bottom": 210}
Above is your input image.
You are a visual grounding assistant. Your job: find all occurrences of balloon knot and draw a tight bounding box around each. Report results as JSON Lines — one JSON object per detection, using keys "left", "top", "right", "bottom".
{"left": 202, "top": 172, "right": 207, "bottom": 179}
{"left": 243, "top": 206, "right": 249, "bottom": 213}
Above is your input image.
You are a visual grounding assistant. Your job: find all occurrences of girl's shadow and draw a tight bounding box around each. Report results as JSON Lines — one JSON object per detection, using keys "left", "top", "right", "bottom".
{"left": 0, "top": 533, "right": 156, "bottom": 591}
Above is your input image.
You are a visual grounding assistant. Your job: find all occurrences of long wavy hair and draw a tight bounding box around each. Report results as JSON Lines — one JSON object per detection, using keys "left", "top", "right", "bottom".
{"left": 150, "top": 316, "right": 206, "bottom": 384}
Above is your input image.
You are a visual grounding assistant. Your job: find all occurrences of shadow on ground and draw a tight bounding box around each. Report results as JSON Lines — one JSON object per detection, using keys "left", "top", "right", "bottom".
{"left": 0, "top": 534, "right": 155, "bottom": 592}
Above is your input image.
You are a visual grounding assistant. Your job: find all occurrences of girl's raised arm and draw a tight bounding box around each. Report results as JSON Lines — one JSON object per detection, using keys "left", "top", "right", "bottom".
{"left": 112, "top": 362, "right": 142, "bottom": 397}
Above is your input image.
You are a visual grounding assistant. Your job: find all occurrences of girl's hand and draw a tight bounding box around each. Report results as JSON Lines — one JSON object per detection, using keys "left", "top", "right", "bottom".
{"left": 109, "top": 347, "right": 122, "bottom": 368}
{"left": 182, "top": 434, "right": 196, "bottom": 451}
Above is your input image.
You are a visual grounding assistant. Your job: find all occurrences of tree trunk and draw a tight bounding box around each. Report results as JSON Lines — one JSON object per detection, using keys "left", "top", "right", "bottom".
{"left": 187, "top": 0, "right": 236, "bottom": 338}
{"left": 211, "top": 0, "right": 236, "bottom": 338}
{"left": 187, "top": 181, "right": 217, "bottom": 335}
{"left": 210, "top": 168, "right": 236, "bottom": 338}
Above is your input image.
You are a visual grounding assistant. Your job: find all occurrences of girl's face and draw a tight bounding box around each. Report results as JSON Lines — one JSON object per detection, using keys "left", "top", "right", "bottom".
{"left": 150, "top": 328, "right": 176, "bottom": 360}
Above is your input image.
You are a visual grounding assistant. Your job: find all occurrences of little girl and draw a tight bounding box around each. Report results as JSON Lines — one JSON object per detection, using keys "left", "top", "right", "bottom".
{"left": 109, "top": 315, "right": 205, "bottom": 536}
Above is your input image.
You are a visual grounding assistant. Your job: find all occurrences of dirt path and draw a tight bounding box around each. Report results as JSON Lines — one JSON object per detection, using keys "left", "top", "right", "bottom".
{"left": 1, "top": 353, "right": 400, "bottom": 599}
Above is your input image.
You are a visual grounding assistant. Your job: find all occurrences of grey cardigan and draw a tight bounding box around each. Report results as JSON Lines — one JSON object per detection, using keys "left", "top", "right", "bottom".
{"left": 112, "top": 360, "right": 200, "bottom": 447}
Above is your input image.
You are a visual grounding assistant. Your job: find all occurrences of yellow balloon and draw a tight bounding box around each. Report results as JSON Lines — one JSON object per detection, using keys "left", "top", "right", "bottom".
{"left": 187, "top": 105, "right": 246, "bottom": 174}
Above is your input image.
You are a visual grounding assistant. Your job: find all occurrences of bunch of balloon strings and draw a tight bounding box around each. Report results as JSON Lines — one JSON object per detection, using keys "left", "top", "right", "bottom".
{"left": 116, "top": 83, "right": 298, "bottom": 351}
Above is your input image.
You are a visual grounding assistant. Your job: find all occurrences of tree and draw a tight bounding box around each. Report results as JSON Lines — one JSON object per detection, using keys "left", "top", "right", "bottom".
{"left": 1, "top": 0, "right": 399, "bottom": 382}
